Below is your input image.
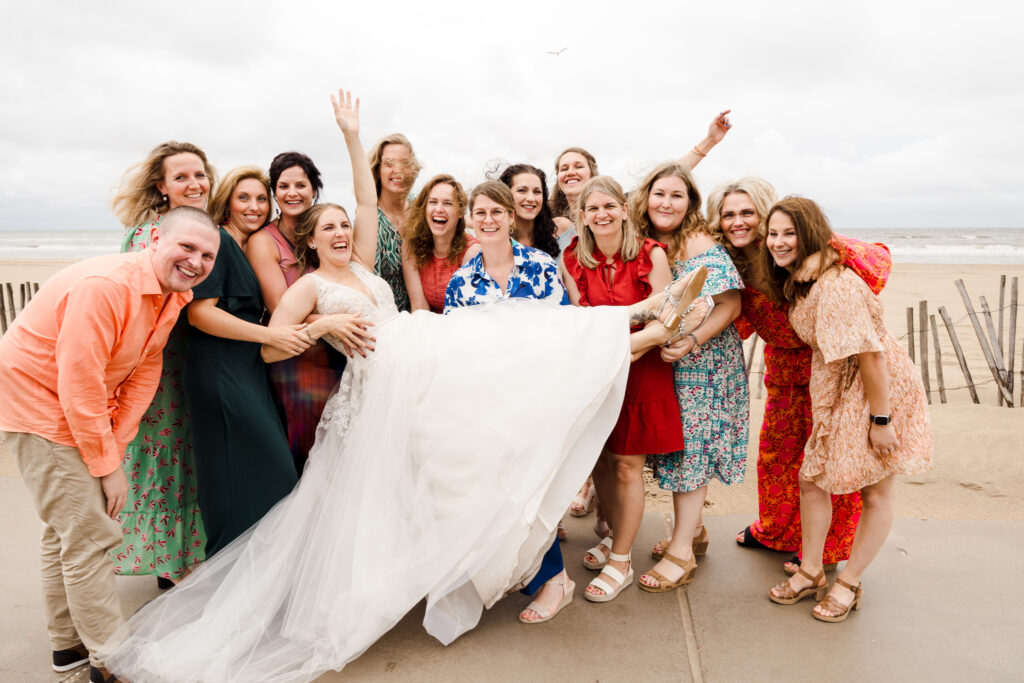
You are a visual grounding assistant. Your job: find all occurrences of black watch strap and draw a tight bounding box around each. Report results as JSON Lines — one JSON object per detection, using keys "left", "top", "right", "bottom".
{"left": 869, "top": 414, "right": 891, "bottom": 426}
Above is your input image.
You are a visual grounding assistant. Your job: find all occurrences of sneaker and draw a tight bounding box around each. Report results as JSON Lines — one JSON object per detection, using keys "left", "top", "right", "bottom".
{"left": 90, "top": 664, "right": 119, "bottom": 683}
{"left": 52, "top": 643, "right": 89, "bottom": 672}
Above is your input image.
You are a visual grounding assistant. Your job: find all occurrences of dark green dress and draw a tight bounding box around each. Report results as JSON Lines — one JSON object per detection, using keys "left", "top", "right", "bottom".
{"left": 185, "top": 228, "right": 298, "bottom": 556}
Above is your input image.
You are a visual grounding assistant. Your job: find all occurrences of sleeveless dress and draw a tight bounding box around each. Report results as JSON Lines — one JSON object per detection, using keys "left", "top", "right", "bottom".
{"left": 101, "top": 263, "right": 633, "bottom": 682}
{"left": 418, "top": 236, "right": 479, "bottom": 313}
{"left": 375, "top": 207, "right": 410, "bottom": 312}
{"left": 735, "top": 235, "right": 889, "bottom": 561}
{"left": 112, "top": 218, "right": 205, "bottom": 579}
{"left": 259, "top": 223, "right": 345, "bottom": 472}
{"left": 650, "top": 243, "right": 748, "bottom": 492}
{"left": 184, "top": 228, "right": 298, "bottom": 556}
{"left": 790, "top": 267, "right": 933, "bottom": 494}
{"left": 562, "top": 237, "right": 684, "bottom": 455}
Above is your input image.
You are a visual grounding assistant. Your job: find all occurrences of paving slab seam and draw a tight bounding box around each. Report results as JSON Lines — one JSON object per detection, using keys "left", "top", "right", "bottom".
{"left": 665, "top": 514, "right": 704, "bottom": 683}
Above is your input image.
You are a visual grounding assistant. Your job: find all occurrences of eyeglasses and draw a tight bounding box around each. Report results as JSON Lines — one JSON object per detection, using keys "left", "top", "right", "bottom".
{"left": 472, "top": 208, "right": 509, "bottom": 221}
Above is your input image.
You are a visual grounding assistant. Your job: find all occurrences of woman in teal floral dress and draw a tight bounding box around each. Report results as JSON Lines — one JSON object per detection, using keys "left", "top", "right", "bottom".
{"left": 109, "top": 141, "right": 215, "bottom": 585}
{"left": 630, "top": 161, "right": 749, "bottom": 592}
{"left": 367, "top": 133, "right": 421, "bottom": 311}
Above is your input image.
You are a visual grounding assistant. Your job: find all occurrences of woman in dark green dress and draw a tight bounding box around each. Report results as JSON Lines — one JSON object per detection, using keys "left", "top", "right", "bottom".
{"left": 185, "top": 166, "right": 313, "bottom": 555}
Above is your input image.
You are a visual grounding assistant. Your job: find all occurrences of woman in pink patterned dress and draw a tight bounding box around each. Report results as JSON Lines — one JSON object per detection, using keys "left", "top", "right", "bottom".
{"left": 763, "top": 197, "right": 932, "bottom": 622}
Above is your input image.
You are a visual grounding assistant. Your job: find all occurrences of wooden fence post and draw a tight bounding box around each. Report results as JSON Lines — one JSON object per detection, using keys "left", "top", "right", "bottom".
{"left": 938, "top": 305, "right": 979, "bottom": 404}
{"left": 919, "top": 300, "right": 930, "bottom": 403}
{"left": 930, "top": 314, "right": 946, "bottom": 404}
{"left": 1008, "top": 277, "right": 1018, "bottom": 406}
{"left": 957, "top": 280, "right": 1013, "bottom": 404}
{"left": 906, "top": 307, "right": 915, "bottom": 363}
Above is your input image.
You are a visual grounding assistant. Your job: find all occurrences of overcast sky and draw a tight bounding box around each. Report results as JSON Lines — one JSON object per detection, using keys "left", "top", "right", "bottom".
{"left": 3, "top": 0, "right": 1022, "bottom": 232}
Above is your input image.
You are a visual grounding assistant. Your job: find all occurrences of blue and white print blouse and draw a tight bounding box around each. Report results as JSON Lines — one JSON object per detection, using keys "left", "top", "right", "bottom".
{"left": 443, "top": 240, "right": 569, "bottom": 311}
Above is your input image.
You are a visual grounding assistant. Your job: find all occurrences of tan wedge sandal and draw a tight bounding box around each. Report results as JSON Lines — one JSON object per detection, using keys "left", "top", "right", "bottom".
{"left": 812, "top": 578, "right": 862, "bottom": 623}
{"left": 768, "top": 567, "right": 827, "bottom": 605}
{"left": 651, "top": 526, "right": 708, "bottom": 560}
{"left": 639, "top": 551, "right": 697, "bottom": 593}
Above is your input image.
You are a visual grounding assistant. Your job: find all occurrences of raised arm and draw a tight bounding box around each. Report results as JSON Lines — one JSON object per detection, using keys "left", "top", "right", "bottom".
{"left": 678, "top": 110, "right": 732, "bottom": 171}
{"left": 331, "top": 89, "right": 379, "bottom": 270}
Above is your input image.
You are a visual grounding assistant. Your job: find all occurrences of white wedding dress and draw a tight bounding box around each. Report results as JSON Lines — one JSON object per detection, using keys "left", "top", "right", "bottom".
{"left": 100, "top": 263, "right": 630, "bottom": 682}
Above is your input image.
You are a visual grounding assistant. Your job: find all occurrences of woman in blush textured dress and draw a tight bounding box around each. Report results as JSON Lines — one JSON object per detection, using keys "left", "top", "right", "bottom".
{"left": 367, "top": 132, "right": 422, "bottom": 311}
{"left": 763, "top": 197, "right": 931, "bottom": 622}
{"left": 184, "top": 166, "right": 313, "bottom": 555}
{"left": 110, "top": 141, "right": 216, "bottom": 587}
{"left": 401, "top": 174, "right": 479, "bottom": 313}
{"left": 712, "top": 177, "right": 891, "bottom": 576}
{"left": 246, "top": 150, "right": 349, "bottom": 473}
{"left": 630, "top": 162, "right": 748, "bottom": 593}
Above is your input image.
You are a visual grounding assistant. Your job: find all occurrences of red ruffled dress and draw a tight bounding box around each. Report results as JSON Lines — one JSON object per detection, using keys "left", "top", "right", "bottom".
{"left": 562, "top": 237, "right": 684, "bottom": 455}
{"left": 735, "top": 235, "right": 890, "bottom": 563}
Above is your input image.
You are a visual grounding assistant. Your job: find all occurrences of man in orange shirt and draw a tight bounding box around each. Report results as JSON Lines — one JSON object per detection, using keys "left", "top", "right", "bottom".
{"left": 0, "top": 207, "right": 219, "bottom": 682}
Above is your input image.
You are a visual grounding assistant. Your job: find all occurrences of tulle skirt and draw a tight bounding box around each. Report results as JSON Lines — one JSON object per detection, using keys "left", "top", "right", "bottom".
{"left": 100, "top": 300, "right": 630, "bottom": 682}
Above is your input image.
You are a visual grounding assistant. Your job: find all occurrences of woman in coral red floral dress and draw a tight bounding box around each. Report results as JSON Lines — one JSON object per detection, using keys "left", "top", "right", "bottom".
{"left": 710, "top": 177, "right": 892, "bottom": 575}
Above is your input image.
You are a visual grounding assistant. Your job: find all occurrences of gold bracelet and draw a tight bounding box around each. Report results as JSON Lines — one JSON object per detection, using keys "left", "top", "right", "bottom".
{"left": 692, "top": 146, "right": 707, "bottom": 158}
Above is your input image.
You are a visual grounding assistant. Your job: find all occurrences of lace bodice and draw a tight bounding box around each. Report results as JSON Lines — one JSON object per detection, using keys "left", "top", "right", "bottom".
{"left": 311, "top": 263, "right": 399, "bottom": 329}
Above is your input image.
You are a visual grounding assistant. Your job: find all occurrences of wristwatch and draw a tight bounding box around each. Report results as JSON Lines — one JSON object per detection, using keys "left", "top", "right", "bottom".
{"left": 869, "top": 414, "right": 891, "bottom": 426}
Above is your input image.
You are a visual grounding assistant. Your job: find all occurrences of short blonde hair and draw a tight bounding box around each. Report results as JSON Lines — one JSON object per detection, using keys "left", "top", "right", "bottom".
{"left": 573, "top": 176, "right": 641, "bottom": 269}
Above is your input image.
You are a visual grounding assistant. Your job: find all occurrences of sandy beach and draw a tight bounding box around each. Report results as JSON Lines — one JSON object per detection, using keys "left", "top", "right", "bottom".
{"left": 2, "top": 259, "right": 1022, "bottom": 524}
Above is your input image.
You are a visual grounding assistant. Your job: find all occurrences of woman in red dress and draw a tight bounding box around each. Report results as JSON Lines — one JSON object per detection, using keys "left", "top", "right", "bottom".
{"left": 560, "top": 176, "right": 684, "bottom": 603}
{"left": 709, "top": 177, "right": 891, "bottom": 574}
{"left": 401, "top": 174, "right": 480, "bottom": 314}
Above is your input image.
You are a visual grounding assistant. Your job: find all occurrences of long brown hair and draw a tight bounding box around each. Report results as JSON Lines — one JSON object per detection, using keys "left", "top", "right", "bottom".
{"left": 629, "top": 161, "right": 708, "bottom": 261}
{"left": 549, "top": 147, "right": 598, "bottom": 219}
{"left": 761, "top": 196, "right": 836, "bottom": 304}
{"left": 293, "top": 203, "right": 350, "bottom": 274}
{"left": 403, "top": 174, "right": 469, "bottom": 269}
{"left": 112, "top": 141, "right": 216, "bottom": 228}
{"left": 706, "top": 177, "right": 777, "bottom": 282}
{"left": 572, "top": 176, "right": 641, "bottom": 269}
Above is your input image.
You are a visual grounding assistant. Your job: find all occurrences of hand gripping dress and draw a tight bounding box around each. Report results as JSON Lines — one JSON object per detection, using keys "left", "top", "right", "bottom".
{"left": 789, "top": 267, "right": 933, "bottom": 494}
{"left": 100, "top": 262, "right": 632, "bottom": 682}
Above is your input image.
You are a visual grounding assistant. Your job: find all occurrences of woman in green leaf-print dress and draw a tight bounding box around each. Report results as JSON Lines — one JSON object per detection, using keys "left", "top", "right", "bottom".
{"left": 108, "top": 141, "right": 214, "bottom": 584}
{"left": 368, "top": 133, "right": 421, "bottom": 311}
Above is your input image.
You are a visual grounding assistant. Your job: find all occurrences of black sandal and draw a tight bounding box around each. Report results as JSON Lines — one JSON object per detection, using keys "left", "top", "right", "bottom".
{"left": 735, "top": 525, "right": 771, "bottom": 550}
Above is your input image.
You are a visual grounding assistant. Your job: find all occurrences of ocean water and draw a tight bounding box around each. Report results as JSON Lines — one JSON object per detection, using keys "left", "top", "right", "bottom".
{"left": 0, "top": 227, "right": 1022, "bottom": 264}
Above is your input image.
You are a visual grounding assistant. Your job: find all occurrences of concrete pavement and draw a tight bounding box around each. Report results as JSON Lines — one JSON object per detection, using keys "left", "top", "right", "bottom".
{"left": 3, "top": 475, "right": 1021, "bottom": 682}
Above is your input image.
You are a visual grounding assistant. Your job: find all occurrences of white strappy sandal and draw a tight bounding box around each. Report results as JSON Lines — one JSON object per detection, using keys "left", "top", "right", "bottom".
{"left": 519, "top": 574, "right": 575, "bottom": 624}
{"left": 583, "top": 536, "right": 614, "bottom": 570}
{"left": 584, "top": 551, "right": 633, "bottom": 603}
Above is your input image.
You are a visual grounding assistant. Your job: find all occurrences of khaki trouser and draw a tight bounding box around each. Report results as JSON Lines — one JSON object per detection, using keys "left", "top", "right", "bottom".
{"left": 2, "top": 431, "right": 125, "bottom": 666}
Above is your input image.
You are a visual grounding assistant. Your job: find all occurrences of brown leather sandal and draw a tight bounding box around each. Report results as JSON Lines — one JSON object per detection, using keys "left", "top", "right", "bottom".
{"left": 639, "top": 551, "right": 697, "bottom": 593}
{"left": 769, "top": 567, "right": 827, "bottom": 605}
{"left": 812, "top": 578, "right": 862, "bottom": 622}
{"left": 651, "top": 526, "right": 708, "bottom": 560}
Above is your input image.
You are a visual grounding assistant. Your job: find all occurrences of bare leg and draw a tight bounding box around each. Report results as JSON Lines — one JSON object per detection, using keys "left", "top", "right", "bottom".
{"left": 814, "top": 476, "right": 895, "bottom": 617}
{"left": 585, "top": 453, "right": 645, "bottom": 598}
{"left": 641, "top": 486, "right": 706, "bottom": 587}
{"left": 771, "top": 477, "right": 832, "bottom": 598}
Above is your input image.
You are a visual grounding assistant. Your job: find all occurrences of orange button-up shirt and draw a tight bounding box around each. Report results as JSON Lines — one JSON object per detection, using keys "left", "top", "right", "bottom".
{"left": 0, "top": 250, "right": 192, "bottom": 477}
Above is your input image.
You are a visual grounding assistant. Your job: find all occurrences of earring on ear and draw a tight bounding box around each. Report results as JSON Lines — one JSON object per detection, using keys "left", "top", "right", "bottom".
{"left": 310, "top": 244, "right": 317, "bottom": 250}
{"left": 162, "top": 195, "right": 168, "bottom": 203}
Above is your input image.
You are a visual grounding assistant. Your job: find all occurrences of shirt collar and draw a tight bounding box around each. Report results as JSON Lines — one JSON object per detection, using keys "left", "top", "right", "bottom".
{"left": 138, "top": 249, "right": 194, "bottom": 304}
{"left": 467, "top": 239, "right": 527, "bottom": 284}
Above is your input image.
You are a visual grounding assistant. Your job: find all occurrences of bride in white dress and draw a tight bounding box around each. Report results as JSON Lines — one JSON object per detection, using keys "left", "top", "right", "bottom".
{"left": 99, "top": 92, "right": 708, "bottom": 682}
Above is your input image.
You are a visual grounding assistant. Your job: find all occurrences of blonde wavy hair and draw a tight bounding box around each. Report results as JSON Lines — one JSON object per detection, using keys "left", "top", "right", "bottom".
{"left": 368, "top": 133, "right": 422, "bottom": 197}
{"left": 573, "top": 176, "right": 641, "bottom": 269}
{"left": 629, "top": 162, "right": 708, "bottom": 261}
{"left": 206, "top": 166, "right": 271, "bottom": 229}
{"left": 111, "top": 141, "right": 216, "bottom": 228}
{"left": 706, "top": 176, "right": 777, "bottom": 281}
